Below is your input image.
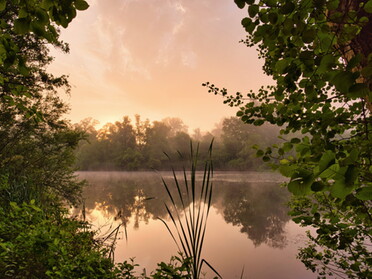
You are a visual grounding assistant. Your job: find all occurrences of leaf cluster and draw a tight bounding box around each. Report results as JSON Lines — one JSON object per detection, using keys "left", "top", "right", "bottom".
{"left": 0, "top": 0, "right": 89, "bottom": 117}
{"left": 207, "top": 0, "right": 372, "bottom": 277}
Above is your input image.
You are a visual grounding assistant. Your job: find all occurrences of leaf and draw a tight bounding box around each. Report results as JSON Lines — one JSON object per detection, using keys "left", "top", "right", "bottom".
{"left": 0, "top": 0, "right": 5, "bottom": 11}
{"left": 311, "top": 181, "right": 325, "bottom": 192}
{"left": 364, "top": 0, "right": 372, "bottom": 13}
{"left": 234, "top": 0, "right": 246, "bottom": 9}
{"left": 318, "top": 54, "right": 335, "bottom": 73}
{"left": 290, "top": 138, "right": 301, "bottom": 144}
{"left": 318, "top": 151, "right": 336, "bottom": 173}
{"left": 348, "top": 83, "right": 369, "bottom": 98}
{"left": 331, "top": 179, "right": 354, "bottom": 199}
{"left": 355, "top": 186, "right": 372, "bottom": 200}
{"left": 31, "top": 21, "right": 46, "bottom": 37}
{"left": 75, "top": 0, "right": 89, "bottom": 11}
{"left": 344, "top": 165, "right": 358, "bottom": 187}
{"left": 327, "top": 0, "right": 340, "bottom": 10}
{"left": 248, "top": 5, "right": 259, "bottom": 17}
{"left": 302, "top": 29, "right": 316, "bottom": 43}
{"left": 280, "top": 2, "right": 295, "bottom": 14}
{"left": 41, "top": 0, "right": 54, "bottom": 10}
{"left": 341, "top": 149, "right": 359, "bottom": 166}
{"left": 241, "top": 17, "right": 255, "bottom": 33}
{"left": 346, "top": 53, "right": 362, "bottom": 70}
{"left": 361, "top": 66, "right": 372, "bottom": 77}
{"left": 319, "top": 163, "right": 339, "bottom": 179}
{"left": 331, "top": 71, "right": 354, "bottom": 93}
{"left": 14, "top": 18, "right": 31, "bottom": 34}
{"left": 256, "top": 149, "right": 264, "bottom": 157}
{"left": 288, "top": 179, "right": 312, "bottom": 196}
{"left": 268, "top": 12, "right": 278, "bottom": 24}
{"left": 275, "top": 59, "right": 291, "bottom": 74}
{"left": 279, "top": 164, "right": 296, "bottom": 177}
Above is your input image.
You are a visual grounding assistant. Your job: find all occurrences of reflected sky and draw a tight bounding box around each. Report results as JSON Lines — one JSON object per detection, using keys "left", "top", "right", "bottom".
{"left": 75, "top": 171, "right": 315, "bottom": 279}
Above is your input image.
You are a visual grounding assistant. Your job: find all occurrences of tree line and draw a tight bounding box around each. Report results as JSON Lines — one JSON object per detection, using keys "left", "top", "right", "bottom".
{"left": 74, "top": 115, "right": 281, "bottom": 171}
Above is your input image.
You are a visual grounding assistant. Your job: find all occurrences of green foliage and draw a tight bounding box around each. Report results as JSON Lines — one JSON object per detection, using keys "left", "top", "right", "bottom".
{"left": 0, "top": 0, "right": 88, "bottom": 207}
{"left": 0, "top": 201, "right": 201, "bottom": 279}
{"left": 0, "top": 0, "right": 88, "bottom": 116}
{"left": 75, "top": 116, "right": 279, "bottom": 171}
{"left": 289, "top": 194, "right": 371, "bottom": 279}
{"left": 205, "top": 0, "right": 372, "bottom": 277}
{"left": 0, "top": 91, "right": 85, "bottom": 207}
{"left": 0, "top": 201, "right": 119, "bottom": 279}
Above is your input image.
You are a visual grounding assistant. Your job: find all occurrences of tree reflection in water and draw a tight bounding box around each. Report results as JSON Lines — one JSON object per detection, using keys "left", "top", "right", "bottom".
{"left": 213, "top": 181, "right": 290, "bottom": 248}
{"left": 77, "top": 172, "right": 291, "bottom": 249}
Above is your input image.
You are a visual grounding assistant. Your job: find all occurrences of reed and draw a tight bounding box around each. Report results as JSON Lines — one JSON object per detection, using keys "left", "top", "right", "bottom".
{"left": 159, "top": 141, "right": 221, "bottom": 279}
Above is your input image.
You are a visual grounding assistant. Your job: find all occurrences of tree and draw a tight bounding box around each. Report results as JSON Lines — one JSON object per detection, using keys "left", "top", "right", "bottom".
{"left": 0, "top": 0, "right": 90, "bottom": 206}
{"left": 0, "top": 0, "right": 89, "bottom": 117}
{"left": 205, "top": 0, "right": 372, "bottom": 278}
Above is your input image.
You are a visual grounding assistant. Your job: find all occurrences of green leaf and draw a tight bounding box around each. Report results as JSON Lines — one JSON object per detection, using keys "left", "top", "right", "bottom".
{"left": 0, "top": 0, "right": 5, "bottom": 12}
{"left": 41, "top": 0, "right": 54, "bottom": 10}
{"left": 318, "top": 54, "right": 335, "bottom": 73}
{"left": 331, "top": 71, "right": 354, "bottom": 93}
{"left": 241, "top": 17, "right": 255, "bottom": 33}
{"left": 75, "top": 0, "right": 89, "bottom": 11}
{"left": 331, "top": 179, "right": 354, "bottom": 199}
{"left": 348, "top": 83, "right": 369, "bottom": 98}
{"left": 275, "top": 59, "right": 291, "bottom": 74}
{"left": 364, "top": 0, "right": 372, "bottom": 13}
{"left": 327, "top": 0, "right": 340, "bottom": 10}
{"left": 268, "top": 12, "right": 278, "bottom": 24}
{"left": 344, "top": 165, "right": 358, "bottom": 187}
{"left": 234, "top": 0, "right": 246, "bottom": 9}
{"left": 347, "top": 53, "right": 362, "bottom": 70}
{"left": 253, "top": 119, "right": 264, "bottom": 126}
{"left": 341, "top": 149, "right": 359, "bottom": 166}
{"left": 18, "top": 8, "right": 28, "bottom": 18}
{"left": 355, "top": 186, "right": 372, "bottom": 200}
{"left": 256, "top": 149, "right": 264, "bottom": 157}
{"left": 14, "top": 18, "right": 31, "bottom": 34}
{"left": 248, "top": 5, "right": 259, "bottom": 17}
{"left": 236, "top": 110, "right": 244, "bottom": 117}
{"left": 302, "top": 29, "right": 316, "bottom": 43}
{"left": 290, "top": 138, "right": 301, "bottom": 144}
{"left": 35, "top": 8, "right": 49, "bottom": 24}
{"left": 280, "top": 2, "right": 295, "bottom": 14}
{"left": 319, "top": 163, "right": 339, "bottom": 179}
{"left": 318, "top": 151, "right": 336, "bottom": 173}
{"left": 279, "top": 164, "right": 296, "bottom": 177}
{"left": 288, "top": 179, "right": 312, "bottom": 196}
{"left": 262, "top": 155, "right": 270, "bottom": 162}
{"left": 361, "top": 66, "right": 372, "bottom": 77}
{"left": 311, "top": 181, "right": 325, "bottom": 192}
{"left": 31, "top": 21, "right": 46, "bottom": 37}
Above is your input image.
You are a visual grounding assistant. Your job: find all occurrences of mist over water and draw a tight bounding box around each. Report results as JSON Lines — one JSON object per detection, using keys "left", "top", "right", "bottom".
{"left": 75, "top": 171, "right": 315, "bottom": 279}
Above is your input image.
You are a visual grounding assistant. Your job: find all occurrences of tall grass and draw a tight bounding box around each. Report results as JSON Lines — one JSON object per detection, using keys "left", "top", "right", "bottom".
{"left": 159, "top": 141, "right": 221, "bottom": 279}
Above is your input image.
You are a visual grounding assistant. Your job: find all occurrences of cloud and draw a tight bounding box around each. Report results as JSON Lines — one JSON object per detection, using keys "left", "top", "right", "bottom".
{"left": 53, "top": 0, "right": 272, "bottom": 131}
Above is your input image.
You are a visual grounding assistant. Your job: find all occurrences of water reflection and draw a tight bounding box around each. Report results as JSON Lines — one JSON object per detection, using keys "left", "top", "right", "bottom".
{"left": 214, "top": 181, "right": 290, "bottom": 248}
{"left": 77, "top": 171, "right": 290, "bottom": 249}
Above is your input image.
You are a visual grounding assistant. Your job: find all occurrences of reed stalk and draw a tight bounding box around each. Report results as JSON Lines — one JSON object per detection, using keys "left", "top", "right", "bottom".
{"left": 159, "top": 141, "right": 221, "bottom": 279}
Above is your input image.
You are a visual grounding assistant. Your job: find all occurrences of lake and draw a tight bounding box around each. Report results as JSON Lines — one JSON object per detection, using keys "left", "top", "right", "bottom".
{"left": 75, "top": 171, "right": 316, "bottom": 279}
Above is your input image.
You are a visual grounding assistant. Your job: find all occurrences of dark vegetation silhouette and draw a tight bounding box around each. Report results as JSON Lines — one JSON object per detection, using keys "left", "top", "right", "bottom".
{"left": 74, "top": 115, "right": 282, "bottom": 171}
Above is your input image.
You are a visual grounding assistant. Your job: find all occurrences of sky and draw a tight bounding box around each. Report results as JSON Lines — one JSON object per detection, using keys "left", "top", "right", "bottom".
{"left": 50, "top": 0, "right": 272, "bottom": 132}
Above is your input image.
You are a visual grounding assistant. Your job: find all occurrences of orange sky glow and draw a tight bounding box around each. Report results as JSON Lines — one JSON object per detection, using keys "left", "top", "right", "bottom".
{"left": 50, "top": 0, "right": 272, "bottom": 132}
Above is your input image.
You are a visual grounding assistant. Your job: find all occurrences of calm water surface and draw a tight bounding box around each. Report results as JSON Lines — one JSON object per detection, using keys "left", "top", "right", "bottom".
{"left": 76, "top": 171, "right": 316, "bottom": 279}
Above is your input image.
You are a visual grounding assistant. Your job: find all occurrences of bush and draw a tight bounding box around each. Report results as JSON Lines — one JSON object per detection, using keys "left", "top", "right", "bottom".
{"left": 0, "top": 201, "right": 118, "bottom": 279}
